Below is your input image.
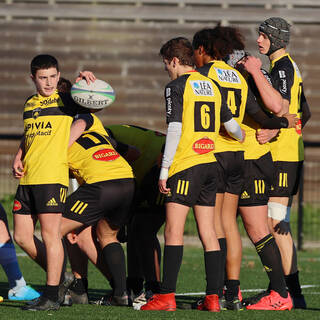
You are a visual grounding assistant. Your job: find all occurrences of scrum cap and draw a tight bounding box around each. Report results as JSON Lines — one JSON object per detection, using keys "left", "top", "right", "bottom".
{"left": 259, "top": 17, "right": 290, "bottom": 55}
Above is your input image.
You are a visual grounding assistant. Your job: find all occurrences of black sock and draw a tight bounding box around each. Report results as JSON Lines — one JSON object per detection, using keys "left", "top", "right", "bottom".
{"left": 145, "top": 280, "right": 160, "bottom": 293}
{"left": 160, "top": 245, "right": 183, "bottom": 294}
{"left": 43, "top": 285, "right": 59, "bottom": 302}
{"left": 204, "top": 250, "right": 222, "bottom": 295}
{"left": 225, "top": 280, "right": 240, "bottom": 301}
{"left": 102, "top": 242, "right": 127, "bottom": 296}
{"left": 218, "top": 238, "right": 227, "bottom": 297}
{"left": 70, "top": 278, "right": 88, "bottom": 295}
{"left": 127, "top": 277, "right": 144, "bottom": 295}
{"left": 285, "top": 271, "right": 302, "bottom": 297}
{"left": 59, "top": 239, "right": 68, "bottom": 285}
{"left": 255, "top": 234, "right": 287, "bottom": 298}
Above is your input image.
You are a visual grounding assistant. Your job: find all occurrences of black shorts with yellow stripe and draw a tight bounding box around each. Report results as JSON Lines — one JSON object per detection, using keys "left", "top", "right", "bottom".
{"left": 165, "top": 162, "right": 217, "bottom": 207}
{"left": 215, "top": 151, "right": 245, "bottom": 195}
{"left": 238, "top": 152, "right": 275, "bottom": 207}
{"left": 63, "top": 178, "right": 135, "bottom": 228}
{"left": 12, "top": 184, "right": 68, "bottom": 214}
{"left": 268, "top": 161, "right": 303, "bottom": 197}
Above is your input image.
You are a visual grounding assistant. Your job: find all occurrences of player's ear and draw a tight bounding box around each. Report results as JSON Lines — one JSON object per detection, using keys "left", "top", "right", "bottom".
{"left": 30, "top": 74, "right": 35, "bottom": 83}
{"left": 172, "top": 56, "right": 179, "bottom": 67}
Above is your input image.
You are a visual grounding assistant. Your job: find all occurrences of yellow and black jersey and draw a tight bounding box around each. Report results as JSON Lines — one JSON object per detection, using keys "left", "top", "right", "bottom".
{"left": 68, "top": 114, "right": 133, "bottom": 185}
{"left": 105, "top": 125, "right": 166, "bottom": 186}
{"left": 21, "top": 91, "right": 80, "bottom": 186}
{"left": 165, "top": 70, "right": 232, "bottom": 177}
{"left": 197, "top": 60, "right": 247, "bottom": 152}
{"left": 269, "top": 53, "right": 304, "bottom": 162}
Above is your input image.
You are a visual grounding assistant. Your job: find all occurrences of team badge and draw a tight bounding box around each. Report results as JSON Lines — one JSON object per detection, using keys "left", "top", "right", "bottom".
{"left": 13, "top": 200, "right": 22, "bottom": 212}
{"left": 192, "top": 137, "right": 215, "bottom": 154}
{"left": 32, "top": 107, "right": 42, "bottom": 119}
{"left": 92, "top": 149, "right": 120, "bottom": 161}
{"left": 295, "top": 119, "right": 302, "bottom": 135}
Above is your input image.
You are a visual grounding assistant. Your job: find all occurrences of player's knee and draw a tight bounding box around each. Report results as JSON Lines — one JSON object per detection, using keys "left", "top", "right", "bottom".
{"left": 268, "top": 202, "right": 288, "bottom": 221}
{"left": 13, "top": 230, "right": 30, "bottom": 249}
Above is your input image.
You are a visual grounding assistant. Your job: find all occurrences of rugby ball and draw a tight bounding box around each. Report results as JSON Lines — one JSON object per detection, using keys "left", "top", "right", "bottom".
{"left": 71, "top": 79, "right": 116, "bottom": 109}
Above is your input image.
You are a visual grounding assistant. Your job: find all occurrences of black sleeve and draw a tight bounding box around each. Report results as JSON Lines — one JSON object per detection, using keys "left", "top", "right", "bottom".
{"left": 220, "top": 101, "right": 233, "bottom": 123}
{"left": 270, "top": 59, "right": 294, "bottom": 102}
{"left": 73, "top": 113, "right": 94, "bottom": 131}
{"left": 113, "top": 140, "right": 129, "bottom": 157}
{"left": 250, "top": 109, "right": 289, "bottom": 129}
{"left": 165, "top": 80, "right": 184, "bottom": 124}
{"left": 300, "top": 88, "right": 311, "bottom": 128}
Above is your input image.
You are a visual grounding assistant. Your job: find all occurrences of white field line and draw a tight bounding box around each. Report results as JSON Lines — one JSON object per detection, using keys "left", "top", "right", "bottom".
{"left": 177, "top": 285, "right": 319, "bottom": 296}
{"left": 242, "top": 255, "right": 320, "bottom": 262}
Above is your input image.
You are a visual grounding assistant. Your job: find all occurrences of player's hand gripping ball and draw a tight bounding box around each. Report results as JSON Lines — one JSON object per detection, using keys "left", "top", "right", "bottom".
{"left": 71, "top": 79, "right": 116, "bottom": 109}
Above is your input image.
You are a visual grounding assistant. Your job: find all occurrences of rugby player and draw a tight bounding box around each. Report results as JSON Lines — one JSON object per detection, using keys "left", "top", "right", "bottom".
{"left": 11, "top": 55, "right": 94, "bottom": 311}
{"left": 241, "top": 17, "right": 311, "bottom": 310}
{"left": 192, "top": 26, "right": 297, "bottom": 311}
{"left": 141, "top": 37, "right": 244, "bottom": 312}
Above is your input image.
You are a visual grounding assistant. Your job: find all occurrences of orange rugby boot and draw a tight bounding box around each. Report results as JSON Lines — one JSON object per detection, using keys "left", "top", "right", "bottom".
{"left": 196, "top": 294, "right": 220, "bottom": 312}
{"left": 140, "top": 293, "right": 176, "bottom": 311}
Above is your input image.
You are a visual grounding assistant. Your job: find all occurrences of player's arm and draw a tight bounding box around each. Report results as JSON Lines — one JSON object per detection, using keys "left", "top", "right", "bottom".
{"left": 240, "top": 56, "right": 286, "bottom": 115}
{"left": 220, "top": 101, "right": 245, "bottom": 143}
{"left": 159, "top": 84, "right": 183, "bottom": 194}
{"left": 68, "top": 114, "right": 94, "bottom": 147}
{"left": 12, "top": 136, "right": 25, "bottom": 179}
{"left": 246, "top": 87, "right": 297, "bottom": 129}
{"left": 300, "top": 88, "right": 311, "bottom": 128}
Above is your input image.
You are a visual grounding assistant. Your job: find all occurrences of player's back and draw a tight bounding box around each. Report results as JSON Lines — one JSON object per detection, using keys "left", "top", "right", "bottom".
{"left": 68, "top": 114, "right": 133, "bottom": 184}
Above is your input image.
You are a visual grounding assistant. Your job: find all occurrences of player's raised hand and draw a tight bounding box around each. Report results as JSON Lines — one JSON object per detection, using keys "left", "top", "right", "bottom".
{"left": 239, "top": 56, "right": 262, "bottom": 75}
{"left": 75, "top": 71, "right": 96, "bottom": 84}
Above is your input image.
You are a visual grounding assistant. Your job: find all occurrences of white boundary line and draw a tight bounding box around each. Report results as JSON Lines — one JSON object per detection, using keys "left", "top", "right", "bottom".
{"left": 177, "top": 285, "right": 319, "bottom": 296}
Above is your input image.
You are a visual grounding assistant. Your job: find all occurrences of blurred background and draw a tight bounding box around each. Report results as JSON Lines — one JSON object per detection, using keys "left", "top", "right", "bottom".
{"left": 0, "top": 0, "right": 319, "bottom": 248}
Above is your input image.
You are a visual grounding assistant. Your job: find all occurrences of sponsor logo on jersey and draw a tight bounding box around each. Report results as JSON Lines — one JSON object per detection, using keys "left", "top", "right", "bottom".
{"left": 166, "top": 97, "right": 172, "bottom": 116}
{"left": 214, "top": 68, "right": 241, "bottom": 83}
{"left": 40, "top": 97, "right": 59, "bottom": 107}
{"left": 47, "top": 197, "right": 58, "bottom": 206}
{"left": 190, "top": 80, "right": 214, "bottom": 96}
{"left": 192, "top": 137, "right": 215, "bottom": 154}
{"left": 13, "top": 200, "right": 22, "bottom": 211}
{"left": 279, "top": 70, "right": 286, "bottom": 79}
{"left": 240, "top": 190, "right": 250, "bottom": 199}
{"left": 166, "top": 87, "right": 171, "bottom": 97}
{"left": 25, "top": 121, "right": 52, "bottom": 131}
{"left": 92, "top": 149, "right": 120, "bottom": 161}
{"left": 32, "top": 107, "right": 42, "bottom": 119}
{"left": 280, "top": 79, "right": 287, "bottom": 94}
{"left": 295, "top": 119, "right": 302, "bottom": 135}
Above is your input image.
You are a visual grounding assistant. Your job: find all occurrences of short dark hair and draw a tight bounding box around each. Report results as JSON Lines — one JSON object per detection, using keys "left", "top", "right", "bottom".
{"left": 57, "top": 77, "right": 72, "bottom": 93}
{"left": 159, "top": 37, "right": 194, "bottom": 67}
{"left": 30, "top": 54, "right": 59, "bottom": 76}
{"left": 192, "top": 27, "right": 243, "bottom": 60}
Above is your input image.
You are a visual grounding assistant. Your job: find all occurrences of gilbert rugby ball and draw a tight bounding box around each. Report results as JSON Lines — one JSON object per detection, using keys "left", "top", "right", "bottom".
{"left": 71, "top": 79, "right": 116, "bottom": 109}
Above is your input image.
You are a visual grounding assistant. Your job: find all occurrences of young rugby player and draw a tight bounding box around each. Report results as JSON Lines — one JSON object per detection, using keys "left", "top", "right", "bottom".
{"left": 11, "top": 55, "right": 94, "bottom": 311}
{"left": 0, "top": 203, "right": 40, "bottom": 301}
{"left": 192, "top": 26, "right": 297, "bottom": 311}
{"left": 141, "top": 37, "right": 244, "bottom": 312}
{"left": 241, "top": 17, "right": 311, "bottom": 309}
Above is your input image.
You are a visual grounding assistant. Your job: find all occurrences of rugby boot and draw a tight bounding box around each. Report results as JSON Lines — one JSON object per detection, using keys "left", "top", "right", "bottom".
{"left": 246, "top": 290, "right": 293, "bottom": 310}
{"left": 196, "top": 294, "right": 220, "bottom": 312}
{"left": 242, "top": 289, "right": 269, "bottom": 306}
{"left": 140, "top": 293, "right": 176, "bottom": 311}
{"left": 21, "top": 296, "right": 60, "bottom": 311}
{"left": 225, "top": 286, "right": 243, "bottom": 310}
{"left": 8, "top": 285, "right": 40, "bottom": 301}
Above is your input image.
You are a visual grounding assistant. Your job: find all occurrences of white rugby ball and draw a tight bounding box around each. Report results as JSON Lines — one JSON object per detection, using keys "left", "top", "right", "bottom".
{"left": 71, "top": 79, "right": 116, "bottom": 109}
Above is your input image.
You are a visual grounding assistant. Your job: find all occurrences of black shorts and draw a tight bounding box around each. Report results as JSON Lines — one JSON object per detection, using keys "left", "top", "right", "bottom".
{"left": 215, "top": 151, "right": 245, "bottom": 195}
{"left": 165, "top": 162, "right": 217, "bottom": 207}
{"left": 238, "top": 152, "right": 275, "bottom": 207}
{"left": 268, "top": 161, "right": 303, "bottom": 197}
{"left": 63, "top": 178, "right": 135, "bottom": 228}
{"left": 13, "top": 184, "right": 68, "bottom": 215}
{"left": 134, "top": 165, "right": 165, "bottom": 216}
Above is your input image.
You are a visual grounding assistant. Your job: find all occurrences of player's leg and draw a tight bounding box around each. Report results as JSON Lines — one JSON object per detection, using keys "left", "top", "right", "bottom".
{"left": 240, "top": 205, "right": 292, "bottom": 310}
{"left": 0, "top": 207, "right": 40, "bottom": 301}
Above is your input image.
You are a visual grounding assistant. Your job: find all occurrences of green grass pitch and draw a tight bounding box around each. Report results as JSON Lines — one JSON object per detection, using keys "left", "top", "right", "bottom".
{"left": 0, "top": 244, "right": 319, "bottom": 319}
